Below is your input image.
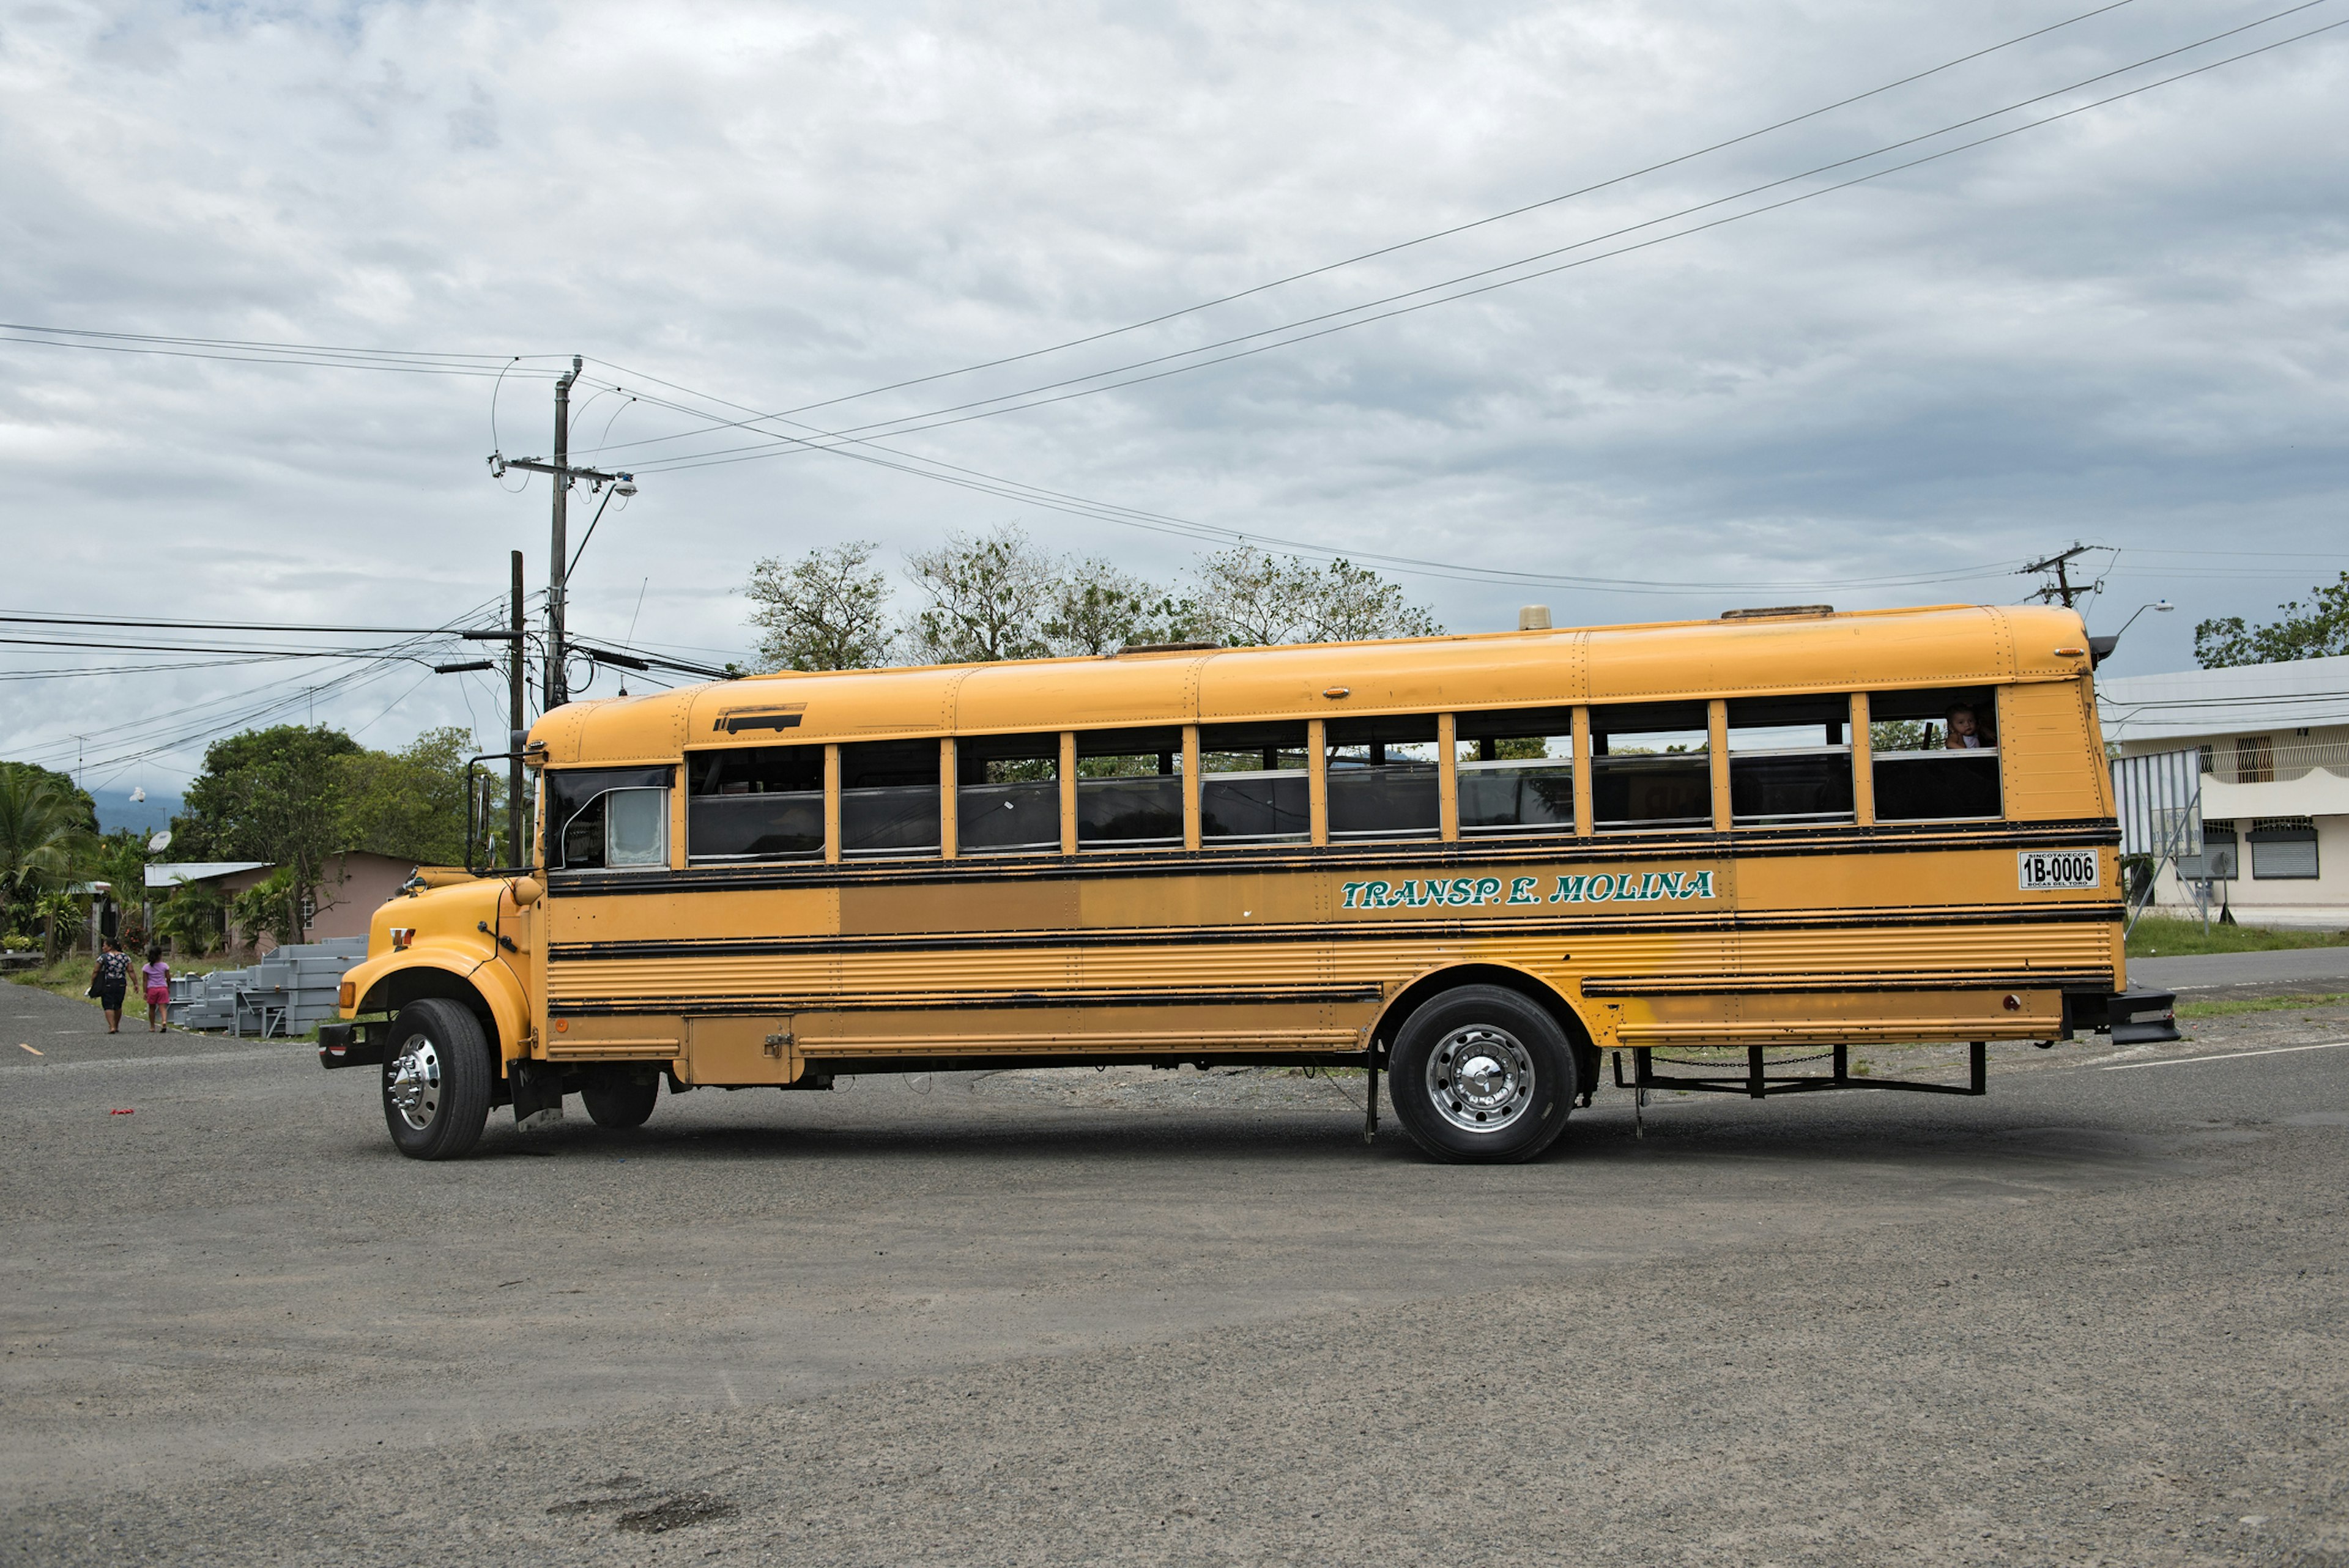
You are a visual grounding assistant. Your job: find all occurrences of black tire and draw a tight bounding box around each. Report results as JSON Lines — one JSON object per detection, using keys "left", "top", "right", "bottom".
{"left": 581, "top": 1070, "right": 659, "bottom": 1129}
{"left": 1386, "top": 985, "right": 1577, "bottom": 1164}
{"left": 380, "top": 997, "right": 495, "bottom": 1160}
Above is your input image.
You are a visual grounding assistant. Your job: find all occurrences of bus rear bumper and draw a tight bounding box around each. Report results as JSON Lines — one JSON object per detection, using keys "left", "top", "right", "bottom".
{"left": 2107, "top": 988, "right": 2181, "bottom": 1045}
{"left": 2068, "top": 988, "right": 2179, "bottom": 1045}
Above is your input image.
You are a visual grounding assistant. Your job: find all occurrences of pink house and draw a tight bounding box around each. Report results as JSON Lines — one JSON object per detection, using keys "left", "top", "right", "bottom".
{"left": 146, "top": 851, "right": 418, "bottom": 954}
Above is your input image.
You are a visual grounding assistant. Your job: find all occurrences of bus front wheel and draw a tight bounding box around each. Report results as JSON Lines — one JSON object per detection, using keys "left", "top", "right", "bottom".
{"left": 1387, "top": 985, "right": 1576, "bottom": 1164}
{"left": 381, "top": 997, "right": 494, "bottom": 1161}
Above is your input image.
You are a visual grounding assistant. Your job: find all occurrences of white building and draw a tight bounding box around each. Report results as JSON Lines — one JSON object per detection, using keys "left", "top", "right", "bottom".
{"left": 2099, "top": 655, "right": 2349, "bottom": 927}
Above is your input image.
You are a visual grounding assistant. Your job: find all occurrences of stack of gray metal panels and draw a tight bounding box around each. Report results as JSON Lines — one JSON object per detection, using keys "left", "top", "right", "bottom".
{"left": 168, "top": 969, "right": 242, "bottom": 1031}
{"left": 168, "top": 937, "right": 369, "bottom": 1035}
{"left": 258, "top": 939, "right": 369, "bottom": 1032}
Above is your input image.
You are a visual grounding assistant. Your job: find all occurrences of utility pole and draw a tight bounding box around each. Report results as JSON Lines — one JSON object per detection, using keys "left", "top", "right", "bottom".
{"left": 484, "top": 356, "right": 632, "bottom": 712}
{"left": 547, "top": 357, "right": 577, "bottom": 709}
{"left": 2023, "top": 542, "right": 2096, "bottom": 608}
{"left": 508, "top": 549, "right": 527, "bottom": 869}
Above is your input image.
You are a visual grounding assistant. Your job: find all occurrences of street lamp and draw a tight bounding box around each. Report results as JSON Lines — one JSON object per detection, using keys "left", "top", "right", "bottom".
{"left": 2087, "top": 599, "right": 2172, "bottom": 666}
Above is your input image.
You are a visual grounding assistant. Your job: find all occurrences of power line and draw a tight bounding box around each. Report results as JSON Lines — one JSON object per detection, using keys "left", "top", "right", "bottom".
{"left": 0, "top": 5, "right": 2159, "bottom": 447}
{"left": 0, "top": 657, "right": 299, "bottom": 682}
{"left": 616, "top": 7, "right": 2344, "bottom": 475}
{"left": 0, "top": 634, "right": 483, "bottom": 658}
{"left": 573, "top": 357, "right": 2026, "bottom": 594}
{"left": 0, "top": 610, "right": 540, "bottom": 635}
{"left": 576, "top": 0, "right": 2154, "bottom": 459}
{"left": 0, "top": 328, "right": 566, "bottom": 380}
{"left": 4, "top": 593, "right": 513, "bottom": 773}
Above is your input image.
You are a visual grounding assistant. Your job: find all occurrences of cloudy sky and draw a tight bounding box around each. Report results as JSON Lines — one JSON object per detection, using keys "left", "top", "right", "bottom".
{"left": 2, "top": 0, "right": 2343, "bottom": 801}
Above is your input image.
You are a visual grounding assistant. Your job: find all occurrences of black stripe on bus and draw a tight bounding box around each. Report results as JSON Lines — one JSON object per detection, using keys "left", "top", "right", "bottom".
{"left": 545, "top": 819, "right": 2120, "bottom": 898}
{"left": 544, "top": 901, "right": 2124, "bottom": 963}
{"left": 547, "top": 985, "right": 1386, "bottom": 1018}
{"left": 1578, "top": 971, "right": 2113, "bottom": 997}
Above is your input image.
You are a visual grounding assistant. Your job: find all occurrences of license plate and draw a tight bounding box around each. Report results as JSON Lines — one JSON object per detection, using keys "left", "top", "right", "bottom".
{"left": 2018, "top": 850, "right": 2100, "bottom": 890}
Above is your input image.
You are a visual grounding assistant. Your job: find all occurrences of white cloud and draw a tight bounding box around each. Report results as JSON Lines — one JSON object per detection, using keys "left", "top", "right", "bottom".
{"left": 0, "top": 0, "right": 2342, "bottom": 793}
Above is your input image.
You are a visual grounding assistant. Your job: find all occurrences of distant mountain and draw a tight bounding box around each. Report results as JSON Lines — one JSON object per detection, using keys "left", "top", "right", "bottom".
{"left": 97, "top": 790, "right": 182, "bottom": 839}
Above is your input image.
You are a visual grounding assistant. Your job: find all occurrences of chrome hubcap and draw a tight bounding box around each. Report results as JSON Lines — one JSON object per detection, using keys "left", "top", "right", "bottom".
{"left": 1426, "top": 1026, "right": 1534, "bottom": 1133}
{"left": 387, "top": 1034, "right": 443, "bottom": 1130}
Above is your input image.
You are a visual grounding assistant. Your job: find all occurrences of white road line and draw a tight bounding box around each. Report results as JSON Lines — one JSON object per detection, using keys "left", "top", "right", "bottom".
{"left": 0, "top": 1046, "right": 307, "bottom": 1075}
{"left": 2101, "top": 1040, "right": 2349, "bottom": 1071}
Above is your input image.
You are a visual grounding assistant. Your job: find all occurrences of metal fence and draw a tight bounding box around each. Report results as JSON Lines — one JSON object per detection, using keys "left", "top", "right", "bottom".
{"left": 2197, "top": 736, "right": 2349, "bottom": 785}
{"left": 2110, "top": 749, "right": 2203, "bottom": 933}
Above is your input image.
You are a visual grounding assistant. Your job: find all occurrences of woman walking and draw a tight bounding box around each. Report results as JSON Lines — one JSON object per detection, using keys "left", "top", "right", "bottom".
{"left": 142, "top": 945, "right": 171, "bottom": 1033}
{"left": 89, "top": 936, "right": 131, "bottom": 1034}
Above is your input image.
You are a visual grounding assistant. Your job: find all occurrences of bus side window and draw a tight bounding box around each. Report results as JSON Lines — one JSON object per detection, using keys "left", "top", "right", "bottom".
{"left": 1726, "top": 696, "right": 1854, "bottom": 826}
{"left": 1200, "top": 722, "right": 1310, "bottom": 843}
{"left": 1326, "top": 716, "right": 1441, "bottom": 839}
{"left": 959, "top": 733, "right": 1060, "bottom": 853}
{"left": 1869, "top": 686, "right": 2002, "bottom": 820}
{"left": 545, "top": 767, "right": 675, "bottom": 871}
{"left": 686, "top": 746, "right": 824, "bottom": 862}
{"left": 1589, "top": 702, "right": 1711, "bottom": 830}
{"left": 1453, "top": 706, "right": 1575, "bottom": 835}
{"left": 1075, "top": 726, "right": 1184, "bottom": 848}
{"left": 840, "top": 739, "right": 943, "bottom": 857}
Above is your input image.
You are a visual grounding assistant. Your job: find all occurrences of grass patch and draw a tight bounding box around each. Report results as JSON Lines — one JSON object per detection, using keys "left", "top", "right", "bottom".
{"left": 2126, "top": 915, "right": 2349, "bottom": 958}
{"left": 2175, "top": 992, "right": 2347, "bottom": 1020}
{"left": 8, "top": 954, "right": 240, "bottom": 1003}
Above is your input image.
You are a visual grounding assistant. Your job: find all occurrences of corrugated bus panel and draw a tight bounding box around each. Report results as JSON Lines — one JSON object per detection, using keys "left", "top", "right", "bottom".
{"left": 2000, "top": 679, "right": 2106, "bottom": 821}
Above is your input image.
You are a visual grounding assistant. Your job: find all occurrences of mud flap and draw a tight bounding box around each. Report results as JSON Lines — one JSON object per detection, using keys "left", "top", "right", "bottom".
{"left": 509, "top": 1059, "right": 568, "bottom": 1129}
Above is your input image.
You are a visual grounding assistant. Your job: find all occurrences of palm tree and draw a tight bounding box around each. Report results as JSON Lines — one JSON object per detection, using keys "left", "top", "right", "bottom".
{"left": 0, "top": 767, "right": 92, "bottom": 952}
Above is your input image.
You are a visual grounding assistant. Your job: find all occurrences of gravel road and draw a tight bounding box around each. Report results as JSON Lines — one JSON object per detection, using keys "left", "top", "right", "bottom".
{"left": 1, "top": 980, "right": 2343, "bottom": 1566}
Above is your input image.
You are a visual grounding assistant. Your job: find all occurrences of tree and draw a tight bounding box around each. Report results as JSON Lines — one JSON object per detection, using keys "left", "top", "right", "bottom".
{"left": 905, "top": 525, "right": 1059, "bottom": 664}
{"left": 154, "top": 879, "right": 226, "bottom": 956}
{"left": 171, "top": 725, "right": 361, "bottom": 942}
{"left": 229, "top": 867, "right": 301, "bottom": 949}
{"left": 746, "top": 540, "right": 896, "bottom": 671}
{"left": 0, "top": 761, "right": 97, "bottom": 836}
{"left": 1190, "top": 547, "right": 1443, "bottom": 646}
{"left": 338, "top": 727, "right": 487, "bottom": 867}
{"left": 87, "top": 828, "right": 152, "bottom": 945}
{"left": 1042, "top": 559, "right": 1208, "bottom": 655}
{"left": 1307, "top": 557, "right": 1445, "bottom": 642}
{"left": 2195, "top": 573, "right": 2349, "bottom": 668}
{"left": 0, "top": 766, "right": 90, "bottom": 937}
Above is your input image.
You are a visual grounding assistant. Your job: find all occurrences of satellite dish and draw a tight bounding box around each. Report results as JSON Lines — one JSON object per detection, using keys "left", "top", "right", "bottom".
{"left": 130, "top": 786, "right": 146, "bottom": 804}
{"left": 147, "top": 830, "right": 173, "bottom": 854}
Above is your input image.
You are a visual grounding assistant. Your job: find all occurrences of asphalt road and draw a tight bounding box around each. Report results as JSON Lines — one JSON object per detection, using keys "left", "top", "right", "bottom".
{"left": 2131, "top": 944, "right": 2349, "bottom": 996}
{"left": 1, "top": 980, "right": 2344, "bottom": 1566}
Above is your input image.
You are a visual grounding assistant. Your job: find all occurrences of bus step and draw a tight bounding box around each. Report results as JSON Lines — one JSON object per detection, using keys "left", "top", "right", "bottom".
{"left": 1611, "top": 1041, "right": 1989, "bottom": 1100}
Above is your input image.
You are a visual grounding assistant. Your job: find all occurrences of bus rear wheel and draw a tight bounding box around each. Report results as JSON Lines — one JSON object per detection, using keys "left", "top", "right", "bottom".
{"left": 1387, "top": 985, "right": 1576, "bottom": 1164}
{"left": 381, "top": 997, "right": 494, "bottom": 1161}
{"left": 581, "top": 1070, "right": 659, "bottom": 1129}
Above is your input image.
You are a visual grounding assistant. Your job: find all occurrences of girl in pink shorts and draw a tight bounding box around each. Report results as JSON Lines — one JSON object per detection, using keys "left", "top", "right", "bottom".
{"left": 143, "top": 946, "right": 171, "bottom": 1033}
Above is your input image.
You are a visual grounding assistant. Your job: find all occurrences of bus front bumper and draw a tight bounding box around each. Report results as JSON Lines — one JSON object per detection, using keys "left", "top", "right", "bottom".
{"left": 317, "top": 1021, "right": 391, "bottom": 1070}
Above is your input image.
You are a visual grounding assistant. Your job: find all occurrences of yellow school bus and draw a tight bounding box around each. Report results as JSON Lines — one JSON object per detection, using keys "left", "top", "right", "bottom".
{"left": 321, "top": 601, "right": 2173, "bottom": 1162}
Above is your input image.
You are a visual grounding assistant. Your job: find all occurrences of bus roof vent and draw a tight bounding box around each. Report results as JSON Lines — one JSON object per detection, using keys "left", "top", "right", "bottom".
{"left": 1720, "top": 604, "right": 1834, "bottom": 621}
{"left": 1115, "top": 640, "right": 1221, "bottom": 655}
